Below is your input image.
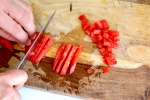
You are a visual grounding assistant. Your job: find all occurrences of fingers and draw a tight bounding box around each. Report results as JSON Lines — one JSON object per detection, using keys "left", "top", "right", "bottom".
{"left": 0, "top": 10, "right": 28, "bottom": 43}
{"left": 0, "top": 70, "right": 28, "bottom": 88}
{"left": 0, "top": 29, "right": 17, "bottom": 41}
{"left": 6, "top": 0, "right": 35, "bottom": 36}
{"left": 0, "top": 85, "right": 21, "bottom": 100}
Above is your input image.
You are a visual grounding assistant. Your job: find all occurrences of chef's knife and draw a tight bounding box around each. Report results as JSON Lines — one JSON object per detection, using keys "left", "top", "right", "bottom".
{"left": 17, "top": 10, "right": 56, "bottom": 69}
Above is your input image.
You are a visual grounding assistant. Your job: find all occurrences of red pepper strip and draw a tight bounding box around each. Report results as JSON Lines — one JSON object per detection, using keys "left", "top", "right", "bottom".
{"left": 100, "top": 20, "right": 109, "bottom": 30}
{"left": 69, "top": 45, "right": 83, "bottom": 74}
{"left": 103, "top": 66, "right": 112, "bottom": 74}
{"left": 32, "top": 36, "right": 49, "bottom": 64}
{"left": 53, "top": 44, "right": 65, "bottom": 71}
{"left": 35, "top": 38, "right": 53, "bottom": 64}
{"left": 0, "top": 37, "right": 13, "bottom": 50}
{"left": 94, "top": 20, "right": 103, "bottom": 30}
{"left": 31, "top": 36, "right": 53, "bottom": 64}
{"left": 60, "top": 46, "right": 78, "bottom": 76}
{"left": 55, "top": 44, "right": 72, "bottom": 74}
{"left": 79, "top": 14, "right": 89, "bottom": 23}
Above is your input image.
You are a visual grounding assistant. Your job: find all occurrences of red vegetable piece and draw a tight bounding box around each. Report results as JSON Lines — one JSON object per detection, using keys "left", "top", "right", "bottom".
{"left": 103, "top": 66, "right": 112, "bottom": 74}
{"left": 69, "top": 45, "right": 83, "bottom": 74}
{"left": 79, "top": 15, "right": 89, "bottom": 23}
{"left": 30, "top": 35, "right": 49, "bottom": 64}
{"left": 53, "top": 44, "right": 65, "bottom": 71}
{"left": 55, "top": 44, "right": 72, "bottom": 74}
{"left": 103, "top": 40, "right": 111, "bottom": 47}
{"left": 94, "top": 20, "right": 103, "bottom": 30}
{"left": 108, "top": 30, "right": 119, "bottom": 36}
{"left": 0, "top": 37, "right": 13, "bottom": 50}
{"left": 34, "top": 37, "right": 53, "bottom": 64}
{"left": 60, "top": 46, "right": 78, "bottom": 75}
{"left": 100, "top": 20, "right": 109, "bottom": 30}
{"left": 82, "top": 21, "right": 91, "bottom": 31}
{"left": 90, "top": 29, "right": 101, "bottom": 37}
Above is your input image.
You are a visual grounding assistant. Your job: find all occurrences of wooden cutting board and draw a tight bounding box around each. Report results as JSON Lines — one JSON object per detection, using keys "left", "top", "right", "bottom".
{"left": 3, "top": 0, "right": 150, "bottom": 99}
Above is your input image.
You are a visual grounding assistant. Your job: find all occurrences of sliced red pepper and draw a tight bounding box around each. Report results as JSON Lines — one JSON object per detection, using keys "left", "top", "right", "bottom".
{"left": 55, "top": 44, "right": 72, "bottom": 74}
{"left": 82, "top": 21, "right": 91, "bottom": 31}
{"left": 103, "top": 66, "right": 112, "bottom": 74}
{"left": 94, "top": 20, "right": 103, "bottom": 30}
{"left": 53, "top": 44, "right": 65, "bottom": 71}
{"left": 100, "top": 20, "right": 109, "bottom": 30}
{"left": 31, "top": 35, "right": 51, "bottom": 64}
{"left": 0, "top": 37, "right": 13, "bottom": 50}
{"left": 90, "top": 29, "right": 101, "bottom": 37}
{"left": 69, "top": 45, "right": 83, "bottom": 74}
{"left": 79, "top": 15, "right": 89, "bottom": 23}
{"left": 33, "top": 38, "right": 53, "bottom": 64}
{"left": 79, "top": 14, "right": 119, "bottom": 74}
{"left": 108, "top": 30, "right": 119, "bottom": 36}
{"left": 60, "top": 46, "right": 78, "bottom": 75}
{"left": 94, "top": 20, "right": 109, "bottom": 30}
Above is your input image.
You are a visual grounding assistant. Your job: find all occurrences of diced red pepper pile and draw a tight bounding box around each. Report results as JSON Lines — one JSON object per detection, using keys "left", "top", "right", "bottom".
{"left": 53, "top": 44, "right": 83, "bottom": 76}
{"left": 79, "top": 14, "right": 119, "bottom": 73}
{"left": 27, "top": 34, "right": 53, "bottom": 64}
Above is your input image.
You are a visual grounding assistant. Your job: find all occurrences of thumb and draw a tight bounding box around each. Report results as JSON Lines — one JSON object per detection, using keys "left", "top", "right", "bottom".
{"left": 0, "top": 70, "right": 28, "bottom": 89}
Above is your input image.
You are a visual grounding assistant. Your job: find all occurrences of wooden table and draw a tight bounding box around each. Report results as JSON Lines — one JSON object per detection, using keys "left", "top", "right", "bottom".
{"left": 1, "top": 0, "right": 150, "bottom": 100}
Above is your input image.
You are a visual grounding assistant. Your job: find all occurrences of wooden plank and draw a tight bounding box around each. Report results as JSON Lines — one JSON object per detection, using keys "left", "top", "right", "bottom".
{"left": 24, "top": 58, "right": 150, "bottom": 100}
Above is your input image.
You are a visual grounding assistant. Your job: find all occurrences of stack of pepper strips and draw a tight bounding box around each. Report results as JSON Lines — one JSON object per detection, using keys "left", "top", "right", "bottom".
{"left": 79, "top": 14, "right": 119, "bottom": 73}
{"left": 26, "top": 34, "right": 53, "bottom": 64}
{"left": 53, "top": 44, "right": 83, "bottom": 76}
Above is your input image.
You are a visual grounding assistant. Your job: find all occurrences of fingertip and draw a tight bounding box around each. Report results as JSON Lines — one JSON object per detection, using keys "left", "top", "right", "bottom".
{"left": 2, "top": 70, "right": 28, "bottom": 86}
{"left": 16, "top": 70, "right": 28, "bottom": 83}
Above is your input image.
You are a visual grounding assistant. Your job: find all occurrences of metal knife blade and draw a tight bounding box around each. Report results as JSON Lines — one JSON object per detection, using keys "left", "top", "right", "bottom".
{"left": 17, "top": 10, "right": 56, "bottom": 69}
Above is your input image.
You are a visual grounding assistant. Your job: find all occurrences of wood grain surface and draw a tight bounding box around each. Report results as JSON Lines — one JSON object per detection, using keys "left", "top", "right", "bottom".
{"left": 24, "top": 58, "right": 150, "bottom": 100}
{"left": 0, "top": 0, "right": 150, "bottom": 100}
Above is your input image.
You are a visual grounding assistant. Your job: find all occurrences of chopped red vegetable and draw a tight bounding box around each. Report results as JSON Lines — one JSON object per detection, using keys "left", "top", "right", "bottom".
{"left": 79, "top": 14, "right": 119, "bottom": 74}
{"left": 0, "top": 37, "right": 13, "bottom": 51}
{"left": 55, "top": 44, "right": 72, "bottom": 74}
{"left": 53, "top": 44, "right": 83, "bottom": 76}
{"left": 60, "top": 46, "right": 77, "bottom": 75}
{"left": 53, "top": 44, "right": 65, "bottom": 71}
{"left": 69, "top": 45, "right": 83, "bottom": 74}
{"left": 27, "top": 34, "right": 53, "bottom": 64}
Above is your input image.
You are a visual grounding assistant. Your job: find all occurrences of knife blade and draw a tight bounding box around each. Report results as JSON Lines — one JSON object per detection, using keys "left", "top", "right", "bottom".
{"left": 17, "top": 10, "right": 56, "bottom": 69}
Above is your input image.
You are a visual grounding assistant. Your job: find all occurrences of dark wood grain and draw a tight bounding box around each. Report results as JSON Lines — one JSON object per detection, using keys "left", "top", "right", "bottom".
{"left": 24, "top": 58, "right": 150, "bottom": 100}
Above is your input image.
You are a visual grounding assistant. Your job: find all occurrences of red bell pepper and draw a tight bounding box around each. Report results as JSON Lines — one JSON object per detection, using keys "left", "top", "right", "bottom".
{"left": 53, "top": 44, "right": 65, "bottom": 71}
{"left": 55, "top": 44, "right": 72, "bottom": 74}
{"left": 60, "top": 46, "right": 77, "bottom": 75}
{"left": 69, "top": 45, "right": 83, "bottom": 74}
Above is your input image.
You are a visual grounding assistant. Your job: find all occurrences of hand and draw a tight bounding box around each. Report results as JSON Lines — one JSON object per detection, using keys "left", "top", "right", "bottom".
{"left": 0, "top": 70, "right": 28, "bottom": 100}
{"left": 0, "top": 0, "right": 35, "bottom": 44}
